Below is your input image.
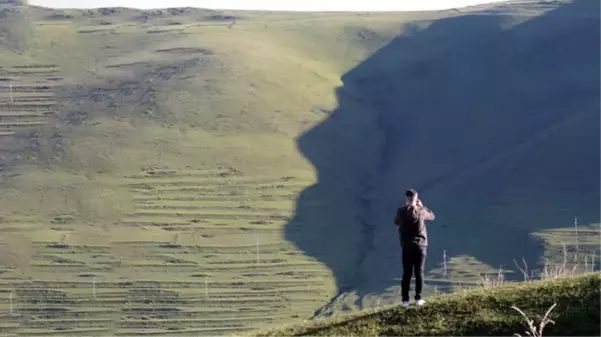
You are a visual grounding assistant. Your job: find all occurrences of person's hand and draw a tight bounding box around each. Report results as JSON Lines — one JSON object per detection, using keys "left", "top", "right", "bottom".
{"left": 416, "top": 199, "right": 423, "bottom": 207}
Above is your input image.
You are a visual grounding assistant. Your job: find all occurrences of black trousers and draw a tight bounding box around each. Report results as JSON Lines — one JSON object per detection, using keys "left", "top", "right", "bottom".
{"left": 401, "top": 244, "right": 427, "bottom": 302}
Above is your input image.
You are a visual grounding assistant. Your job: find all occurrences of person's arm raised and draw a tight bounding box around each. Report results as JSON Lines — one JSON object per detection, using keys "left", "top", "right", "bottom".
{"left": 420, "top": 206, "right": 435, "bottom": 221}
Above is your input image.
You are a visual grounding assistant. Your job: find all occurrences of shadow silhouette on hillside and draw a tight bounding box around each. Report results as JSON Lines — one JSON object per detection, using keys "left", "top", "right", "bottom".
{"left": 285, "top": 0, "right": 600, "bottom": 312}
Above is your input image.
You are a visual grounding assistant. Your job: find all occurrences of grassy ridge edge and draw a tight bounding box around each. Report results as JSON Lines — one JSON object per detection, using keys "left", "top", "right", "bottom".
{"left": 252, "top": 273, "right": 600, "bottom": 336}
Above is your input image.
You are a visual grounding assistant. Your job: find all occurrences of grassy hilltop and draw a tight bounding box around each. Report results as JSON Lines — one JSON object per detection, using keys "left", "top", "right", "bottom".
{"left": 0, "top": 0, "right": 598, "bottom": 335}
{"left": 256, "top": 273, "right": 601, "bottom": 336}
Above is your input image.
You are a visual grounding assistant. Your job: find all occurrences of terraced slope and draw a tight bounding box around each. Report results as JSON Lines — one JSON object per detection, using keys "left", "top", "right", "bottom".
{"left": 0, "top": 0, "right": 598, "bottom": 335}
{"left": 0, "top": 64, "right": 60, "bottom": 138}
{"left": 0, "top": 167, "right": 335, "bottom": 335}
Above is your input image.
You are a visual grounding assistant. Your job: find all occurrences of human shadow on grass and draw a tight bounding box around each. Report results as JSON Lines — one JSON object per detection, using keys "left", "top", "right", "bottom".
{"left": 285, "top": 0, "right": 600, "bottom": 313}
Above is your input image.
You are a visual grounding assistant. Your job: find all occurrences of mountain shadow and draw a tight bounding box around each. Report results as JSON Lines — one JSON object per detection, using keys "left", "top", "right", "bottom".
{"left": 285, "top": 0, "right": 600, "bottom": 313}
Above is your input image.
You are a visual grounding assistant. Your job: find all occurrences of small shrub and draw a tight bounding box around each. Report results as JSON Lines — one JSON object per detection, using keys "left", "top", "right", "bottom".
{"left": 511, "top": 302, "right": 557, "bottom": 337}
{"left": 479, "top": 266, "right": 505, "bottom": 288}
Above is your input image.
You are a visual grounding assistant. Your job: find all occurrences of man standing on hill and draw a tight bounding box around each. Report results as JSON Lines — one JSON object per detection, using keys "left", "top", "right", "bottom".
{"left": 394, "top": 189, "right": 435, "bottom": 307}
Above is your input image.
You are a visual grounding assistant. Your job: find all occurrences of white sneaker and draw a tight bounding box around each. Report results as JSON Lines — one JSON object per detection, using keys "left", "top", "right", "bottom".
{"left": 415, "top": 299, "right": 426, "bottom": 306}
{"left": 401, "top": 301, "right": 409, "bottom": 308}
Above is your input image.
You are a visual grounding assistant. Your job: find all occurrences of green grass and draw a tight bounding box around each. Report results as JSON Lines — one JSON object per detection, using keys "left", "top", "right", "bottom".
{"left": 253, "top": 273, "right": 601, "bottom": 336}
{"left": 0, "top": 0, "right": 598, "bottom": 335}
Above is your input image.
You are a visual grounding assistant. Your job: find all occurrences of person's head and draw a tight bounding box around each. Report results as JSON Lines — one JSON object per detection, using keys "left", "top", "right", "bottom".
{"left": 405, "top": 189, "right": 419, "bottom": 206}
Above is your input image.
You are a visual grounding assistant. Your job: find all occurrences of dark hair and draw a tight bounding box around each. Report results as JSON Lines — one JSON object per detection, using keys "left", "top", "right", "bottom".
{"left": 405, "top": 189, "right": 418, "bottom": 198}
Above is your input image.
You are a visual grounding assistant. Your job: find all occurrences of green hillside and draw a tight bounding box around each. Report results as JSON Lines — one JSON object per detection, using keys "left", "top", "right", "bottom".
{"left": 0, "top": 0, "right": 598, "bottom": 335}
{"left": 256, "top": 273, "right": 601, "bottom": 336}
